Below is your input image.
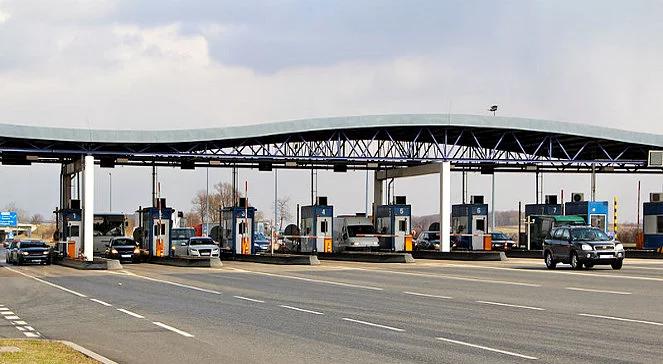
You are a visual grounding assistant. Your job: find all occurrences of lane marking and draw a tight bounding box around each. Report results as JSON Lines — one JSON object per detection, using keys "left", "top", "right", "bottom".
{"left": 342, "top": 318, "right": 405, "bottom": 332}
{"left": 565, "top": 287, "right": 631, "bottom": 295}
{"left": 25, "top": 326, "right": 35, "bottom": 331}
{"left": 623, "top": 265, "right": 663, "bottom": 271}
{"left": 106, "top": 270, "right": 222, "bottom": 295}
{"left": 0, "top": 307, "right": 9, "bottom": 310}
{"left": 152, "top": 322, "right": 194, "bottom": 338}
{"left": 578, "top": 313, "right": 663, "bottom": 326}
{"left": 476, "top": 301, "right": 546, "bottom": 311}
{"left": 436, "top": 337, "right": 538, "bottom": 360}
{"left": 12, "top": 321, "right": 28, "bottom": 325}
{"left": 4, "top": 266, "right": 87, "bottom": 297}
{"left": 355, "top": 268, "right": 540, "bottom": 287}
{"left": 116, "top": 308, "right": 144, "bottom": 319}
{"left": 280, "top": 305, "right": 324, "bottom": 315}
{"left": 24, "top": 332, "right": 39, "bottom": 338}
{"left": 441, "top": 263, "right": 663, "bottom": 282}
{"left": 5, "top": 316, "right": 19, "bottom": 320}
{"left": 90, "top": 298, "right": 113, "bottom": 307}
{"left": 403, "top": 291, "right": 453, "bottom": 300}
{"left": 1, "top": 311, "right": 15, "bottom": 315}
{"left": 15, "top": 326, "right": 25, "bottom": 331}
{"left": 233, "top": 296, "right": 265, "bottom": 303}
{"left": 230, "top": 268, "right": 384, "bottom": 291}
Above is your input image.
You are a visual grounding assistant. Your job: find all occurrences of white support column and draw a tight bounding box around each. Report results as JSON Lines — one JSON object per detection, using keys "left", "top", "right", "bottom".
{"left": 439, "top": 161, "right": 451, "bottom": 252}
{"left": 82, "top": 155, "right": 95, "bottom": 262}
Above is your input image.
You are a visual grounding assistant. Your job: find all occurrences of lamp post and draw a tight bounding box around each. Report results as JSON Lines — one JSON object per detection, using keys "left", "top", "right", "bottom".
{"left": 108, "top": 172, "right": 112, "bottom": 212}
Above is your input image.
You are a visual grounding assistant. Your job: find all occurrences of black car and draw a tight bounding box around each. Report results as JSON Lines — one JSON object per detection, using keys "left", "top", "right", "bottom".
{"left": 543, "top": 226, "right": 625, "bottom": 270}
{"left": 105, "top": 237, "right": 141, "bottom": 263}
{"left": 10, "top": 241, "right": 51, "bottom": 265}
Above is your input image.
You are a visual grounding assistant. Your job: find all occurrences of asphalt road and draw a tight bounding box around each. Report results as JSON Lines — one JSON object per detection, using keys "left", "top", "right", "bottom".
{"left": 1, "top": 248, "right": 662, "bottom": 363}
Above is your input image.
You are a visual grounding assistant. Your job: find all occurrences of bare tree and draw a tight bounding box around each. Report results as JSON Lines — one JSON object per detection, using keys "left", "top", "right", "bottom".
{"left": 30, "top": 213, "right": 45, "bottom": 225}
{"left": 214, "top": 182, "right": 241, "bottom": 208}
{"left": 184, "top": 211, "right": 202, "bottom": 226}
{"left": 274, "top": 197, "right": 292, "bottom": 228}
{"left": 191, "top": 190, "right": 210, "bottom": 225}
{"left": 3, "top": 202, "right": 28, "bottom": 223}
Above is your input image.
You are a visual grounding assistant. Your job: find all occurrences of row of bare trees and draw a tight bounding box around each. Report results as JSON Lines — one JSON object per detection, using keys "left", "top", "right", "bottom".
{"left": 3, "top": 202, "right": 45, "bottom": 225}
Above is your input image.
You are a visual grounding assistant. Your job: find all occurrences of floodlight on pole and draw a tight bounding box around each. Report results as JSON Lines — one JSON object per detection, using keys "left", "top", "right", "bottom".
{"left": 489, "top": 105, "right": 498, "bottom": 116}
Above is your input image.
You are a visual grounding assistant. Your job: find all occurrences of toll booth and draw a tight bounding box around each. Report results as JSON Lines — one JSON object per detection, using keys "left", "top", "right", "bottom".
{"left": 525, "top": 204, "right": 562, "bottom": 217}
{"left": 643, "top": 196, "right": 663, "bottom": 249}
{"left": 220, "top": 202, "right": 256, "bottom": 255}
{"left": 376, "top": 198, "right": 412, "bottom": 252}
{"left": 300, "top": 197, "right": 333, "bottom": 253}
{"left": 54, "top": 204, "right": 82, "bottom": 258}
{"left": 452, "top": 202, "right": 488, "bottom": 250}
{"left": 138, "top": 204, "right": 174, "bottom": 258}
{"left": 565, "top": 200, "right": 609, "bottom": 232}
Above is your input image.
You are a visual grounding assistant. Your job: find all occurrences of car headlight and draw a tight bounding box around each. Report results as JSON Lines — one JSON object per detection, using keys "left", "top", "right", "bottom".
{"left": 614, "top": 243, "right": 624, "bottom": 251}
{"left": 133, "top": 248, "right": 140, "bottom": 254}
{"left": 581, "top": 244, "right": 593, "bottom": 251}
{"left": 22, "top": 251, "right": 29, "bottom": 256}
{"left": 111, "top": 249, "right": 118, "bottom": 254}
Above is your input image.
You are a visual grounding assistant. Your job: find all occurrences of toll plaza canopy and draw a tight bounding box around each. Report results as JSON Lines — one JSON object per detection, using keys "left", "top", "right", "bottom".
{"left": 1, "top": 114, "right": 662, "bottom": 172}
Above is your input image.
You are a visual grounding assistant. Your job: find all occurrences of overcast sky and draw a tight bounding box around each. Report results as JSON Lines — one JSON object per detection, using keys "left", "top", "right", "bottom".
{"left": 1, "top": 0, "right": 662, "bottom": 224}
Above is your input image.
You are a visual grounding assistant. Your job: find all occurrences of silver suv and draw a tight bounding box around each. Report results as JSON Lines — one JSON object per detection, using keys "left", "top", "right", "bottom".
{"left": 543, "top": 226, "right": 625, "bottom": 270}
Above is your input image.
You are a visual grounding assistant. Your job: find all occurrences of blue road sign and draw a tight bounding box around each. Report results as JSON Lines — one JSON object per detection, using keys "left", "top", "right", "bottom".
{"left": 0, "top": 211, "right": 18, "bottom": 227}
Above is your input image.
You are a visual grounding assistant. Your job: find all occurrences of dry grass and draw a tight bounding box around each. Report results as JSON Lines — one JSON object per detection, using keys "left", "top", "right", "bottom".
{"left": 0, "top": 339, "right": 98, "bottom": 364}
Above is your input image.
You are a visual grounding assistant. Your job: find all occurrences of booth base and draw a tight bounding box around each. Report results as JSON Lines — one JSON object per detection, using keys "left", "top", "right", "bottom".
{"left": 149, "top": 256, "right": 223, "bottom": 268}
{"left": 505, "top": 249, "right": 543, "bottom": 259}
{"left": 413, "top": 250, "right": 506, "bottom": 261}
{"left": 220, "top": 252, "right": 320, "bottom": 265}
{"left": 316, "top": 252, "right": 415, "bottom": 263}
{"left": 57, "top": 257, "right": 123, "bottom": 270}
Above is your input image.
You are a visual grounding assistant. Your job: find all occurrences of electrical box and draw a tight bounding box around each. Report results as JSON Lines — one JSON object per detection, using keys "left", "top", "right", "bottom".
{"left": 565, "top": 200, "right": 609, "bottom": 232}
{"left": 300, "top": 202, "right": 333, "bottom": 253}
{"left": 376, "top": 204, "right": 412, "bottom": 252}
{"left": 220, "top": 206, "right": 256, "bottom": 255}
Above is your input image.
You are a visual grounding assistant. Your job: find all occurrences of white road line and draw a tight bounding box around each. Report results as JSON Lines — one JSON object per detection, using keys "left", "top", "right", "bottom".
{"left": 15, "top": 326, "right": 25, "bottom": 331}
{"left": 90, "top": 298, "right": 113, "bottom": 307}
{"left": 13, "top": 321, "right": 27, "bottom": 325}
{"left": 566, "top": 287, "right": 631, "bottom": 295}
{"left": 24, "top": 326, "right": 35, "bottom": 331}
{"left": 342, "top": 318, "right": 405, "bottom": 332}
{"left": 476, "top": 301, "right": 546, "bottom": 311}
{"left": 116, "top": 308, "right": 144, "bottom": 319}
{"left": 0, "top": 307, "right": 8, "bottom": 310}
{"left": 5, "top": 316, "right": 19, "bottom": 320}
{"left": 357, "top": 268, "right": 541, "bottom": 287}
{"left": 23, "top": 332, "right": 39, "bottom": 338}
{"left": 578, "top": 313, "right": 663, "bottom": 326}
{"left": 4, "top": 266, "right": 87, "bottom": 297}
{"left": 403, "top": 291, "right": 453, "bottom": 300}
{"left": 1, "top": 311, "right": 15, "bottom": 315}
{"left": 106, "top": 270, "right": 222, "bottom": 295}
{"left": 233, "top": 268, "right": 384, "bottom": 291}
{"left": 152, "top": 322, "right": 194, "bottom": 338}
{"left": 233, "top": 296, "right": 265, "bottom": 303}
{"left": 280, "top": 305, "right": 324, "bottom": 315}
{"left": 436, "top": 337, "right": 538, "bottom": 360}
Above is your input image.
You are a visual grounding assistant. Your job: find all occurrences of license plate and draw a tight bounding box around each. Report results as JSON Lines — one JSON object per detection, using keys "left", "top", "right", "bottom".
{"left": 599, "top": 254, "right": 614, "bottom": 259}
{"left": 121, "top": 254, "right": 131, "bottom": 258}
{"left": 201, "top": 253, "right": 210, "bottom": 256}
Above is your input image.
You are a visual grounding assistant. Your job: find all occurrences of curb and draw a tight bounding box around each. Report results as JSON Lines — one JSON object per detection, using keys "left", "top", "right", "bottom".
{"left": 60, "top": 340, "right": 118, "bottom": 364}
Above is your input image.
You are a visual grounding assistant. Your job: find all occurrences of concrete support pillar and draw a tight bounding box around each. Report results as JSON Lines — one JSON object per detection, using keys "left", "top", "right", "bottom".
{"left": 373, "top": 172, "right": 383, "bottom": 219}
{"left": 491, "top": 173, "right": 496, "bottom": 232}
{"left": 439, "top": 161, "right": 451, "bottom": 252}
{"left": 82, "top": 155, "right": 95, "bottom": 261}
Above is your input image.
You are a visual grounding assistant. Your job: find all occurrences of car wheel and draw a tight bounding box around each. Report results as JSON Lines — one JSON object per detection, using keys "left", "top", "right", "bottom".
{"left": 583, "top": 262, "right": 594, "bottom": 269}
{"left": 570, "top": 252, "right": 583, "bottom": 270}
{"left": 544, "top": 251, "right": 556, "bottom": 270}
{"left": 611, "top": 259, "right": 623, "bottom": 270}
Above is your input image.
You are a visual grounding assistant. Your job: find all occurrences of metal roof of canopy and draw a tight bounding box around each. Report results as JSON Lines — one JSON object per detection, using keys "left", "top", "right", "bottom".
{"left": 0, "top": 114, "right": 661, "bottom": 170}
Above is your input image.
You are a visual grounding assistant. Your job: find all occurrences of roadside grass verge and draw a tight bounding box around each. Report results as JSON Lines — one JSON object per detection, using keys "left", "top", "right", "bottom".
{"left": 0, "top": 339, "right": 99, "bottom": 364}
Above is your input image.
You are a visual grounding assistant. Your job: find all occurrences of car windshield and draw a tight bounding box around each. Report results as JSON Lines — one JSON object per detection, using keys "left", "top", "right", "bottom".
{"left": 571, "top": 228, "right": 611, "bottom": 242}
{"left": 347, "top": 225, "right": 376, "bottom": 237}
{"left": 112, "top": 239, "right": 137, "bottom": 247}
{"left": 190, "top": 238, "right": 214, "bottom": 245}
{"left": 172, "top": 229, "right": 194, "bottom": 240}
{"left": 21, "top": 242, "right": 48, "bottom": 248}
{"left": 492, "top": 233, "right": 510, "bottom": 240}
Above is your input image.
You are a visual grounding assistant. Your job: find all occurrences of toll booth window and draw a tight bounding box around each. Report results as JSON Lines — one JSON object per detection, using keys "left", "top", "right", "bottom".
{"left": 657, "top": 216, "right": 663, "bottom": 233}
{"left": 398, "top": 220, "right": 407, "bottom": 232}
{"left": 590, "top": 215, "right": 606, "bottom": 232}
{"left": 475, "top": 219, "right": 485, "bottom": 232}
{"left": 69, "top": 225, "right": 80, "bottom": 237}
{"left": 238, "top": 222, "right": 246, "bottom": 235}
{"left": 320, "top": 221, "right": 328, "bottom": 234}
{"left": 153, "top": 223, "right": 166, "bottom": 236}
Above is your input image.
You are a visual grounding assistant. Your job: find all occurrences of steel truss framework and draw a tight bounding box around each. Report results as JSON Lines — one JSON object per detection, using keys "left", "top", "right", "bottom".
{"left": 0, "top": 125, "right": 660, "bottom": 172}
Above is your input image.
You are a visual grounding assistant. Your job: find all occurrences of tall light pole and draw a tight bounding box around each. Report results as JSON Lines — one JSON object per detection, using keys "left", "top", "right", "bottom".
{"left": 108, "top": 172, "right": 112, "bottom": 212}
{"left": 205, "top": 167, "right": 209, "bottom": 236}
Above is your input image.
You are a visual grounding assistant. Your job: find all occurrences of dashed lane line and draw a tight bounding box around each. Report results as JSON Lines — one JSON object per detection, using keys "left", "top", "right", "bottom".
{"left": 0, "top": 304, "right": 42, "bottom": 338}
{"left": 352, "top": 268, "right": 541, "bottom": 287}
{"left": 436, "top": 337, "right": 538, "bottom": 360}
{"left": 565, "top": 287, "right": 631, "bottom": 295}
{"left": 4, "top": 266, "right": 87, "bottom": 297}
{"left": 578, "top": 313, "right": 663, "bottom": 327}
{"left": 90, "top": 298, "right": 113, "bottom": 306}
{"left": 475, "top": 301, "right": 546, "bottom": 311}
{"left": 152, "top": 322, "right": 194, "bottom": 338}
{"left": 279, "top": 305, "right": 325, "bottom": 315}
{"left": 116, "top": 308, "right": 145, "bottom": 319}
{"left": 233, "top": 296, "right": 265, "bottom": 303}
{"left": 403, "top": 291, "right": 453, "bottom": 300}
{"left": 341, "top": 318, "right": 405, "bottom": 332}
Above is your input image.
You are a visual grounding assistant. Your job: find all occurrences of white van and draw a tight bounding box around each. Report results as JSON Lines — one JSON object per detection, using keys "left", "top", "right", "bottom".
{"left": 333, "top": 215, "right": 379, "bottom": 252}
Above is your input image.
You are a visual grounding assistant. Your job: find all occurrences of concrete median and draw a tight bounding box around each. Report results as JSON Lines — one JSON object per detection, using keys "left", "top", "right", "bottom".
{"left": 412, "top": 250, "right": 506, "bottom": 261}
{"left": 220, "top": 252, "right": 320, "bottom": 265}
{"left": 56, "top": 257, "right": 123, "bottom": 270}
{"left": 316, "top": 252, "right": 415, "bottom": 263}
{"left": 149, "top": 256, "right": 223, "bottom": 268}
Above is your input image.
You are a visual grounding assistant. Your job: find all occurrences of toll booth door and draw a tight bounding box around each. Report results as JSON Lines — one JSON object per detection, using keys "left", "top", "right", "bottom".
{"left": 152, "top": 220, "right": 170, "bottom": 257}
{"left": 235, "top": 219, "right": 252, "bottom": 255}
{"left": 471, "top": 216, "right": 486, "bottom": 250}
{"left": 66, "top": 221, "right": 81, "bottom": 257}
{"left": 394, "top": 216, "right": 409, "bottom": 251}
{"left": 316, "top": 217, "right": 332, "bottom": 253}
